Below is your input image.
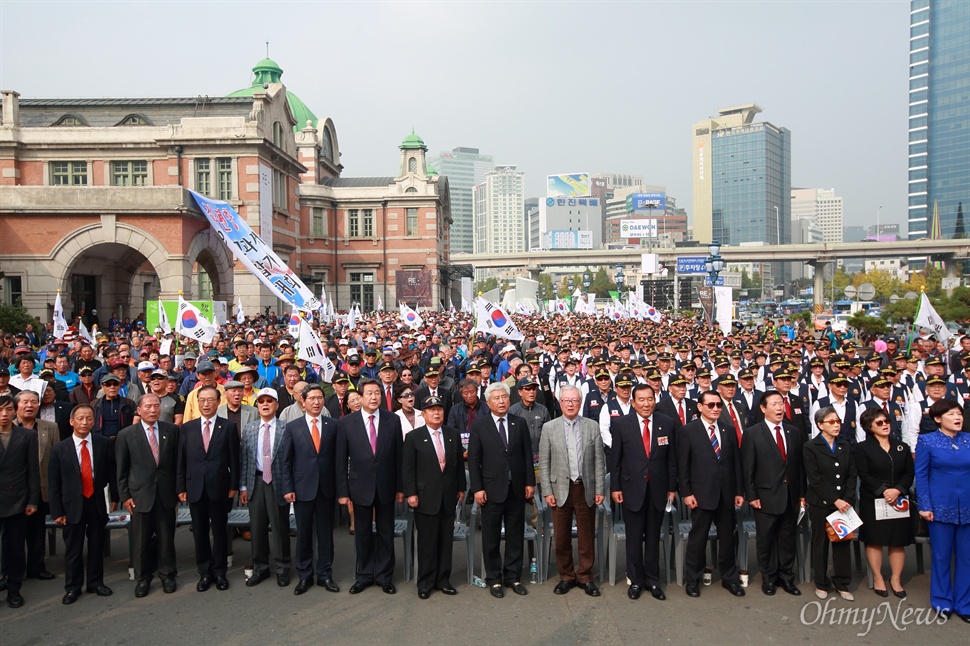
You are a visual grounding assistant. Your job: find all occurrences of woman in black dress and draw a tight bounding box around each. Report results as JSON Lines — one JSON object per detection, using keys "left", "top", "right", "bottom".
{"left": 855, "top": 407, "right": 914, "bottom": 598}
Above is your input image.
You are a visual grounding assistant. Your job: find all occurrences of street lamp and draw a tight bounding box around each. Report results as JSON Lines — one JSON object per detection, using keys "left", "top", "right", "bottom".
{"left": 615, "top": 264, "right": 625, "bottom": 294}
{"left": 705, "top": 240, "right": 725, "bottom": 327}
{"left": 582, "top": 268, "right": 592, "bottom": 293}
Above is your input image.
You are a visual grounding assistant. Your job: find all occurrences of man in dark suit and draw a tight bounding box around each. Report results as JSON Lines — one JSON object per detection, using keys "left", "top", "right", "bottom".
{"left": 655, "top": 376, "right": 697, "bottom": 429}
{"left": 402, "top": 395, "right": 466, "bottom": 598}
{"left": 177, "top": 385, "right": 239, "bottom": 592}
{"left": 414, "top": 367, "right": 452, "bottom": 421}
{"left": 324, "top": 372, "right": 350, "bottom": 418}
{"left": 0, "top": 394, "right": 40, "bottom": 608}
{"left": 741, "top": 390, "right": 807, "bottom": 596}
{"left": 734, "top": 368, "right": 762, "bottom": 428}
{"left": 281, "top": 383, "right": 340, "bottom": 595}
{"left": 609, "top": 383, "right": 677, "bottom": 601}
{"left": 678, "top": 391, "right": 745, "bottom": 599}
{"left": 468, "top": 382, "right": 536, "bottom": 599}
{"left": 750, "top": 370, "right": 811, "bottom": 437}
{"left": 336, "top": 379, "right": 404, "bottom": 595}
{"left": 715, "top": 375, "right": 747, "bottom": 448}
{"left": 116, "top": 393, "right": 180, "bottom": 597}
{"left": 48, "top": 403, "right": 118, "bottom": 604}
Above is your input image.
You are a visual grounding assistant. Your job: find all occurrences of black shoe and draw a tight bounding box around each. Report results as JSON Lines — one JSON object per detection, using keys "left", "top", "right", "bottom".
{"left": 583, "top": 581, "right": 601, "bottom": 597}
{"left": 215, "top": 576, "right": 229, "bottom": 591}
{"left": 382, "top": 583, "right": 397, "bottom": 595}
{"left": 418, "top": 589, "right": 431, "bottom": 599}
{"left": 938, "top": 609, "right": 953, "bottom": 620}
{"left": 162, "top": 578, "right": 176, "bottom": 594}
{"left": 30, "top": 570, "right": 55, "bottom": 581}
{"left": 891, "top": 586, "right": 907, "bottom": 599}
{"left": 135, "top": 580, "right": 151, "bottom": 598}
{"left": 873, "top": 588, "right": 888, "bottom": 597}
{"left": 246, "top": 571, "right": 269, "bottom": 587}
{"left": 437, "top": 583, "right": 458, "bottom": 595}
{"left": 505, "top": 581, "right": 527, "bottom": 596}
{"left": 87, "top": 585, "right": 113, "bottom": 597}
{"left": 317, "top": 578, "right": 340, "bottom": 593}
{"left": 197, "top": 575, "right": 212, "bottom": 592}
{"left": 0, "top": 575, "right": 6, "bottom": 591}
{"left": 294, "top": 579, "right": 312, "bottom": 595}
{"left": 685, "top": 582, "right": 700, "bottom": 597}
{"left": 957, "top": 614, "right": 970, "bottom": 624}
{"left": 627, "top": 584, "right": 642, "bottom": 600}
{"left": 7, "top": 592, "right": 25, "bottom": 608}
{"left": 277, "top": 574, "right": 290, "bottom": 588}
{"left": 722, "top": 581, "right": 745, "bottom": 597}
{"left": 490, "top": 584, "right": 504, "bottom": 599}
{"left": 649, "top": 585, "right": 666, "bottom": 601}
{"left": 554, "top": 579, "right": 576, "bottom": 595}
{"left": 63, "top": 590, "right": 80, "bottom": 605}
{"left": 777, "top": 579, "right": 801, "bottom": 596}
{"left": 349, "top": 582, "right": 370, "bottom": 594}
{"left": 762, "top": 583, "right": 777, "bottom": 596}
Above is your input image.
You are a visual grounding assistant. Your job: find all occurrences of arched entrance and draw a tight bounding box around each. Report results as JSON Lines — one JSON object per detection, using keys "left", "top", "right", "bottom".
{"left": 185, "top": 229, "right": 235, "bottom": 302}
{"left": 64, "top": 243, "right": 159, "bottom": 323}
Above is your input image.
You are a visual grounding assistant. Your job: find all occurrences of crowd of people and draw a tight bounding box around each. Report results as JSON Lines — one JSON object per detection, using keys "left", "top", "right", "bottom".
{"left": 0, "top": 306, "right": 968, "bottom": 623}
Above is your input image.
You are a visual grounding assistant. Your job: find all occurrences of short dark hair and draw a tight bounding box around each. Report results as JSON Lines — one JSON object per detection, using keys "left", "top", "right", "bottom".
{"left": 283, "top": 364, "right": 301, "bottom": 374}
{"left": 71, "top": 404, "right": 94, "bottom": 420}
{"left": 359, "top": 378, "right": 381, "bottom": 395}
{"left": 197, "top": 385, "right": 221, "bottom": 401}
{"left": 458, "top": 378, "right": 478, "bottom": 391}
{"left": 698, "top": 390, "right": 720, "bottom": 406}
{"left": 859, "top": 406, "right": 887, "bottom": 433}
{"left": 760, "top": 390, "right": 784, "bottom": 408}
{"left": 302, "top": 383, "right": 325, "bottom": 399}
{"left": 632, "top": 383, "right": 656, "bottom": 399}
{"left": 929, "top": 398, "right": 961, "bottom": 421}
{"left": 0, "top": 394, "right": 13, "bottom": 410}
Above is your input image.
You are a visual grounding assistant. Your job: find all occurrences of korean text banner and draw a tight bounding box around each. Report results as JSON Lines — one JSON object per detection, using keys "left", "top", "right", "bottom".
{"left": 190, "top": 191, "right": 320, "bottom": 311}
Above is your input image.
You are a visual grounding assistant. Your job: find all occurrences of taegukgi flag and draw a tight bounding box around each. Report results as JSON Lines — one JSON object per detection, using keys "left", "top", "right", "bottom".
{"left": 474, "top": 299, "right": 524, "bottom": 341}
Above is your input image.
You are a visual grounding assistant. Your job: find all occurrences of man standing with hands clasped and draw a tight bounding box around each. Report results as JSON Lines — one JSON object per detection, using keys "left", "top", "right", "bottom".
{"left": 402, "top": 395, "right": 466, "bottom": 599}
{"left": 538, "top": 385, "right": 605, "bottom": 597}
{"left": 678, "top": 391, "right": 745, "bottom": 598}
{"left": 468, "top": 382, "right": 535, "bottom": 599}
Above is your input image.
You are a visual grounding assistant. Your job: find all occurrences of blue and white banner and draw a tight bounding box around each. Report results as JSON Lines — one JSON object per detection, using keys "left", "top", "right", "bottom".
{"left": 189, "top": 191, "right": 320, "bottom": 311}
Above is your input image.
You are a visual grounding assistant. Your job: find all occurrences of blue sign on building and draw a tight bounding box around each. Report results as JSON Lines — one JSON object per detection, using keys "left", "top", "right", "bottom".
{"left": 704, "top": 276, "right": 726, "bottom": 287}
{"left": 676, "top": 256, "right": 707, "bottom": 274}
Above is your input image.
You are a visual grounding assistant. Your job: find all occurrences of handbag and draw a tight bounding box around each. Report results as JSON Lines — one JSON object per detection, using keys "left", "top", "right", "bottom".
{"left": 825, "top": 521, "right": 857, "bottom": 542}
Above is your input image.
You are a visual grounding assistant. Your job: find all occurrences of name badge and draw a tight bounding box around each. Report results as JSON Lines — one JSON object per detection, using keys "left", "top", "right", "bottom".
{"left": 794, "top": 408, "right": 802, "bottom": 414}
{"left": 657, "top": 436, "right": 669, "bottom": 446}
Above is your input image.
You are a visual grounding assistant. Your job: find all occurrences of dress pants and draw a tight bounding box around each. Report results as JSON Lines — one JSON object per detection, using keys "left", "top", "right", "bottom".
{"left": 551, "top": 481, "right": 596, "bottom": 583}
{"left": 808, "top": 505, "right": 851, "bottom": 591}
{"left": 62, "top": 496, "right": 106, "bottom": 593}
{"left": 414, "top": 508, "right": 456, "bottom": 592}
{"left": 131, "top": 493, "right": 177, "bottom": 583}
{"left": 249, "top": 477, "right": 291, "bottom": 578}
{"left": 480, "top": 482, "right": 526, "bottom": 586}
{"left": 622, "top": 484, "right": 663, "bottom": 587}
{"left": 684, "top": 499, "right": 740, "bottom": 587}
{"left": 293, "top": 495, "right": 335, "bottom": 582}
{"left": 927, "top": 521, "right": 970, "bottom": 615}
{"left": 352, "top": 499, "right": 396, "bottom": 585}
{"left": 752, "top": 497, "right": 798, "bottom": 585}
{"left": 189, "top": 496, "right": 230, "bottom": 577}
{"left": 26, "top": 500, "right": 50, "bottom": 576}
{"left": 0, "top": 513, "right": 27, "bottom": 594}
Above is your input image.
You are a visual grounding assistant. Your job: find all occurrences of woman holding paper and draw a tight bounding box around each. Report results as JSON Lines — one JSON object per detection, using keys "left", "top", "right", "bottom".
{"left": 916, "top": 399, "right": 970, "bottom": 622}
{"left": 855, "top": 407, "right": 914, "bottom": 599}
{"left": 803, "top": 406, "right": 858, "bottom": 601}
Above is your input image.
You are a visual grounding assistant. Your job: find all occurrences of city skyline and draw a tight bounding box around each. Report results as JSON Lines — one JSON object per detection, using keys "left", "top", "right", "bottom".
{"left": 1, "top": 2, "right": 910, "bottom": 228}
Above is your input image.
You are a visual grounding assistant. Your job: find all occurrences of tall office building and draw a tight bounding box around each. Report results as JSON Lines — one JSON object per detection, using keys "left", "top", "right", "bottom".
{"left": 908, "top": 0, "right": 970, "bottom": 242}
{"left": 473, "top": 166, "right": 525, "bottom": 254}
{"left": 428, "top": 147, "right": 494, "bottom": 254}
{"left": 791, "top": 188, "right": 844, "bottom": 243}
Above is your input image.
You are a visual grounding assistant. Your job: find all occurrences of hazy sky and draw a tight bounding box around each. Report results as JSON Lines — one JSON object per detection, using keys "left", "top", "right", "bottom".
{"left": 1, "top": 0, "right": 910, "bottom": 229}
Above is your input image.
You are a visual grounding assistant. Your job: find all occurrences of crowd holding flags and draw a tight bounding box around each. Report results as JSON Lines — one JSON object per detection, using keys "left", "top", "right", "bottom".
{"left": 400, "top": 302, "right": 423, "bottom": 330}
{"left": 157, "top": 297, "right": 173, "bottom": 335}
{"left": 176, "top": 294, "right": 216, "bottom": 343}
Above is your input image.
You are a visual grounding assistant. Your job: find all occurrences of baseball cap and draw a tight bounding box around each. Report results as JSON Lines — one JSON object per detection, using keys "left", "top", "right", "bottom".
{"left": 255, "top": 387, "right": 278, "bottom": 401}
{"left": 138, "top": 361, "right": 155, "bottom": 371}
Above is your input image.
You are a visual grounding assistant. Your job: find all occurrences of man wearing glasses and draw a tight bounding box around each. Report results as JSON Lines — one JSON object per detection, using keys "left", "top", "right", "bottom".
{"left": 678, "top": 391, "right": 745, "bottom": 599}
{"left": 92, "top": 374, "right": 137, "bottom": 439}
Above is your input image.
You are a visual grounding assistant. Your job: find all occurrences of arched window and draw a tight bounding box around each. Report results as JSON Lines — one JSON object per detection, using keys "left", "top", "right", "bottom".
{"left": 405, "top": 187, "right": 418, "bottom": 194}
{"left": 322, "top": 128, "right": 334, "bottom": 162}
{"left": 52, "top": 114, "right": 86, "bottom": 126}
{"left": 408, "top": 157, "right": 417, "bottom": 173}
{"left": 117, "top": 114, "right": 151, "bottom": 126}
{"left": 272, "top": 121, "right": 285, "bottom": 147}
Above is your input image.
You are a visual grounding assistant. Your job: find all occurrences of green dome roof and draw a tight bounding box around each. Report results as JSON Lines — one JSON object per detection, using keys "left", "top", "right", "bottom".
{"left": 426, "top": 165, "right": 438, "bottom": 177}
{"left": 399, "top": 129, "right": 427, "bottom": 150}
{"left": 228, "top": 57, "right": 318, "bottom": 132}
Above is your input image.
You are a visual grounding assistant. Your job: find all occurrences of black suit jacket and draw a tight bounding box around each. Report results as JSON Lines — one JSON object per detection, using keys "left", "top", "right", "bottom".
{"left": 414, "top": 385, "right": 453, "bottom": 420}
{"left": 324, "top": 394, "right": 343, "bottom": 419}
{"left": 281, "top": 416, "right": 338, "bottom": 501}
{"left": 802, "top": 435, "right": 857, "bottom": 510}
{"left": 177, "top": 417, "right": 240, "bottom": 503}
{"left": 49, "top": 400, "right": 74, "bottom": 441}
{"left": 750, "top": 391, "right": 810, "bottom": 437}
{"left": 402, "top": 424, "right": 466, "bottom": 515}
{"left": 116, "top": 421, "right": 180, "bottom": 512}
{"left": 741, "top": 420, "right": 807, "bottom": 515}
{"left": 656, "top": 396, "right": 698, "bottom": 429}
{"left": 0, "top": 425, "right": 40, "bottom": 517}
{"left": 733, "top": 390, "right": 760, "bottom": 427}
{"left": 608, "top": 411, "right": 678, "bottom": 514}
{"left": 677, "top": 418, "right": 743, "bottom": 510}
{"left": 467, "top": 412, "right": 535, "bottom": 504}
{"left": 48, "top": 434, "right": 118, "bottom": 524}
{"left": 335, "top": 410, "right": 403, "bottom": 506}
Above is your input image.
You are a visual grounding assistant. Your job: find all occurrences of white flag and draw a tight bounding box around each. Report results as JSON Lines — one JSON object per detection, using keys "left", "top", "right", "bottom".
{"left": 644, "top": 304, "right": 662, "bottom": 323}
{"left": 297, "top": 318, "right": 336, "bottom": 381}
{"left": 474, "top": 299, "right": 524, "bottom": 341}
{"left": 157, "top": 298, "right": 173, "bottom": 335}
{"left": 400, "top": 303, "right": 423, "bottom": 330}
{"left": 53, "top": 292, "right": 68, "bottom": 339}
{"left": 288, "top": 307, "right": 301, "bottom": 339}
{"left": 176, "top": 295, "right": 216, "bottom": 343}
{"left": 461, "top": 296, "right": 472, "bottom": 314}
{"left": 377, "top": 296, "right": 384, "bottom": 312}
{"left": 914, "top": 292, "right": 951, "bottom": 344}
{"left": 347, "top": 304, "right": 358, "bottom": 331}
{"left": 78, "top": 319, "right": 94, "bottom": 344}
{"left": 236, "top": 297, "right": 245, "bottom": 325}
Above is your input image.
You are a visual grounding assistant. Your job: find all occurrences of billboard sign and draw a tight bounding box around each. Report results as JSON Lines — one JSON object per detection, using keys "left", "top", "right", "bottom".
{"left": 676, "top": 256, "right": 707, "bottom": 274}
{"left": 546, "top": 173, "right": 591, "bottom": 197}
{"left": 619, "top": 219, "right": 657, "bottom": 239}
{"left": 542, "top": 230, "right": 593, "bottom": 250}
{"left": 625, "top": 192, "right": 666, "bottom": 213}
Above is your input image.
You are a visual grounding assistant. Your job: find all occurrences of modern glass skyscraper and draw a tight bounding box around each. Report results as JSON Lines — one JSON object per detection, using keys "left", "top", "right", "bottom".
{"left": 908, "top": 0, "right": 970, "bottom": 240}
{"left": 427, "top": 147, "right": 494, "bottom": 254}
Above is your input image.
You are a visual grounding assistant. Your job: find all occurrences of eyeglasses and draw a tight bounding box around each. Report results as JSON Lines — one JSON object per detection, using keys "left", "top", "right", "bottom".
{"left": 560, "top": 399, "right": 581, "bottom": 404}
{"left": 872, "top": 419, "right": 890, "bottom": 427}
{"left": 822, "top": 418, "right": 841, "bottom": 425}
{"left": 702, "top": 402, "right": 723, "bottom": 409}
{"left": 400, "top": 393, "right": 414, "bottom": 398}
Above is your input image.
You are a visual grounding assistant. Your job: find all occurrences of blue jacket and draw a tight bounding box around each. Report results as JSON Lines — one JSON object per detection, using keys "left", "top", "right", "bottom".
{"left": 915, "top": 431, "right": 970, "bottom": 524}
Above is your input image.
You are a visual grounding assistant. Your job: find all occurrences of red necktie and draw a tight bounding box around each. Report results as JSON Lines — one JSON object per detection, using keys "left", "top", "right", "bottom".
{"left": 678, "top": 400, "right": 686, "bottom": 426}
{"left": 728, "top": 404, "right": 742, "bottom": 447}
{"left": 882, "top": 402, "right": 889, "bottom": 418}
{"left": 642, "top": 417, "right": 651, "bottom": 458}
{"left": 774, "top": 425, "right": 786, "bottom": 462}
{"left": 80, "top": 439, "right": 94, "bottom": 499}
{"left": 784, "top": 396, "right": 792, "bottom": 421}
{"left": 369, "top": 415, "right": 378, "bottom": 454}
{"left": 386, "top": 386, "right": 393, "bottom": 410}
{"left": 203, "top": 420, "right": 211, "bottom": 452}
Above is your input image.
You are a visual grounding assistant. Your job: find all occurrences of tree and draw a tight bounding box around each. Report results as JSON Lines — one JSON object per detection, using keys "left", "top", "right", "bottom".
{"left": 0, "top": 303, "right": 36, "bottom": 334}
{"left": 849, "top": 311, "right": 887, "bottom": 337}
{"left": 475, "top": 277, "right": 499, "bottom": 295}
{"left": 833, "top": 267, "right": 853, "bottom": 294}
{"left": 589, "top": 267, "right": 617, "bottom": 299}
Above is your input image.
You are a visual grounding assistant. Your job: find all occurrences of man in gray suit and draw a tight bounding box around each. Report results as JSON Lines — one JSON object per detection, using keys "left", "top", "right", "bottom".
{"left": 14, "top": 390, "right": 58, "bottom": 580}
{"left": 217, "top": 380, "right": 257, "bottom": 441}
{"left": 239, "top": 388, "right": 291, "bottom": 587}
{"left": 538, "top": 385, "right": 606, "bottom": 597}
